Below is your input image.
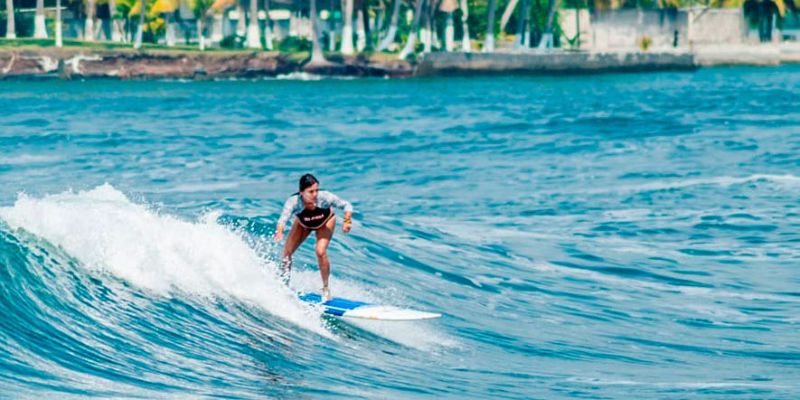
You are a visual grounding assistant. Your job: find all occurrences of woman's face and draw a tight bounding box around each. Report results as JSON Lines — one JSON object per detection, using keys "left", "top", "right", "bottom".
{"left": 301, "top": 182, "right": 319, "bottom": 204}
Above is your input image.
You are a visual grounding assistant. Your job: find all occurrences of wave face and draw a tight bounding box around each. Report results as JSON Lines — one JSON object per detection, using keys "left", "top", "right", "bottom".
{"left": 2, "top": 67, "right": 800, "bottom": 398}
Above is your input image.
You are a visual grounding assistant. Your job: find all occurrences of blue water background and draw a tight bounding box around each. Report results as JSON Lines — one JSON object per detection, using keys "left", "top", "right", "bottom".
{"left": 1, "top": 67, "right": 799, "bottom": 398}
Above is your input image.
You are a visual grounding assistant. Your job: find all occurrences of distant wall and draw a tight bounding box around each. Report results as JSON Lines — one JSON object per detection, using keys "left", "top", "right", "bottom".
{"left": 591, "top": 9, "right": 688, "bottom": 50}
{"left": 686, "top": 8, "right": 748, "bottom": 46}
{"left": 559, "top": 9, "right": 592, "bottom": 50}
{"left": 589, "top": 8, "right": 747, "bottom": 51}
{"left": 417, "top": 51, "right": 697, "bottom": 76}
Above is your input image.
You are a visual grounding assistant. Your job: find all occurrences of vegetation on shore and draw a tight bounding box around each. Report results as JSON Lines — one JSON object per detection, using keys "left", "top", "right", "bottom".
{"left": 1, "top": 0, "right": 798, "bottom": 61}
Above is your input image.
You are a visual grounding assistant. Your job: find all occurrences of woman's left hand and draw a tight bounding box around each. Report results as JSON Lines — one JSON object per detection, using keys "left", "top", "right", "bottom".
{"left": 343, "top": 221, "right": 351, "bottom": 233}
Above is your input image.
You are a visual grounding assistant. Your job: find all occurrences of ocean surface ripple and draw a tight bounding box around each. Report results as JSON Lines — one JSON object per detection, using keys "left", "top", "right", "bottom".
{"left": 1, "top": 68, "right": 799, "bottom": 399}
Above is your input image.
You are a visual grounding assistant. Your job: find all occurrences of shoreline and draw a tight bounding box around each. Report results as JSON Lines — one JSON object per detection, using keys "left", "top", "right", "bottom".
{"left": 0, "top": 46, "right": 414, "bottom": 80}
{"left": 1, "top": 44, "right": 798, "bottom": 80}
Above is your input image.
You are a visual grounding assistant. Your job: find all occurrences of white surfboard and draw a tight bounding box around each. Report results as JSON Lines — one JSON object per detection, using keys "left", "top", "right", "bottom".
{"left": 299, "top": 293, "right": 442, "bottom": 321}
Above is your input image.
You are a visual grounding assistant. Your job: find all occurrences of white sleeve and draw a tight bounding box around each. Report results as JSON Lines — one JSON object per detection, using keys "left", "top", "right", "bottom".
{"left": 277, "top": 195, "right": 298, "bottom": 227}
{"left": 323, "top": 191, "right": 353, "bottom": 213}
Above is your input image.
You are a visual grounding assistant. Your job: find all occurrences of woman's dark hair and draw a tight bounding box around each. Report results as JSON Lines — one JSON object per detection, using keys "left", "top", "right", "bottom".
{"left": 299, "top": 174, "right": 319, "bottom": 192}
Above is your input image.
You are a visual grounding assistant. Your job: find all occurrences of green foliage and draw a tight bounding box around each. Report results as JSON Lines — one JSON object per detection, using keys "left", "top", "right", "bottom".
{"left": 191, "top": 0, "right": 216, "bottom": 19}
{"left": 414, "top": 39, "right": 424, "bottom": 52}
{"left": 277, "top": 36, "right": 311, "bottom": 52}
{"left": 220, "top": 34, "right": 245, "bottom": 48}
{"left": 638, "top": 35, "right": 652, "bottom": 50}
{"left": 117, "top": 0, "right": 135, "bottom": 18}
{"left": 387, "top": 1, "right": 413, "bottom": 49}
{"left": 562, "top": 0, "right": 588, "bottom": 8}
{"left": 144, "top": 17, "right": 166, "bottom": 40}
{"left": 531, "top": 0, "right": 553, "bottom": 31}
{"left": 464, "top": 0, "right": 488, "bottom": 40}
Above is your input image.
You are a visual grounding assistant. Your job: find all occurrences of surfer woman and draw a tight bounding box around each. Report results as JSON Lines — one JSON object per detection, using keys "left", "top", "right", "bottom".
{"left": 274, "top": 174, "right": 353, "bottom": 300}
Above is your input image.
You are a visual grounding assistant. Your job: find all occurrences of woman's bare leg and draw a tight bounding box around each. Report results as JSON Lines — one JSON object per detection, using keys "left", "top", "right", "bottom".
{"left": 281, "top": 217, "right": 311, "bottom": 283}
{"left": 315, "top": 216, "right": 337, "bottom": 294}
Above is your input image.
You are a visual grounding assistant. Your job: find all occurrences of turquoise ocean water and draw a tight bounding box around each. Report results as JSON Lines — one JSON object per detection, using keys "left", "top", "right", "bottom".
{"left": 1, "top": 68, "right": 799, "bottom": 399}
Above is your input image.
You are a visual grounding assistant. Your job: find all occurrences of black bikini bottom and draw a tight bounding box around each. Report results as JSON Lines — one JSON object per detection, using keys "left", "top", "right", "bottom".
{"left": 296, "top": 207, "right": 334, "bottom": 230}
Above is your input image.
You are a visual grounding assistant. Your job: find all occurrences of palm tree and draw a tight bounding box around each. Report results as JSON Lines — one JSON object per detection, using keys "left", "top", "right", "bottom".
{"left": 263, "top": 0, "right": 273, "bottom": 49}
{"left": 192, "top": 0, "right": 214, "bottom": 49}
{"left": 440, "top": 0, "right": 457, "bottom": 50}
{"left": 108, "top": 0, "right": 123, "bottom": 41}
{"left": 327, "top": 0, "right": 336, "bottom": 50}
{"left": 152, "top": 0, "right": 179, "bottom": 46}
{"left": 209, "top": 0, "right": 228, "bottom": 42}
{"left": 514, "top": 0, "right": 529, "bottom": 50}
{"left": 86, "top": 0, "right": 97, "bottom": 41}
{"left": 499, "top": 0, "right": 519, "bottom": 32}
{"left": 744, "top": 0, "right": 796, "bottom": 42}
{"left": 168, "top": 5, "right": 178, "bottom": 46}
{"left": 308, "top": 0, "right": 329, "bottom": 64}
{"left": 234, "top": 1, "right": 245, "bottom": 36}
{"left": 484, "top": 0, "right": 497, "bottom": 52}
{"left": 341, "top": 0, "right": 355, "bottom": 54}
{"left": 538, "top": 0, "right": 557, "bottom": 48}
{"left": 114, "top": 0, "right": 134, "bottom": 41}
{"left": 114, "top": 0, "right": 135, "bottom": 42}
{"left": 56, "top": 0, "right": 63, "bottom": 45}
{"left": 422, "top": 0, "right": 432, "bottom": 52}
{"left": 358, "top": 0, "right": 372, "bottom": 50}
{"left": 356, "top": 3, "right": 366, "bottom": 50}
{"left": 5, "top": 0, "right": 16, "bottom": 39}
{"left": 459, "top": 0, "right": 470, "bottom": 51}
{"left": 374, "top": 0, "right": 384, "bottom": 32}
{"left": 377, "top": 0, "right": 401, "bottom": 50}
{"left": 444, "top": 8, "right": 454, "bottom": 50}
{"left": 246, "top": 0, "right": 261, "bottom": 48}
{"left": 398, "top": 0, "right": 425, "bottom": 59}
{"left": 133, "top": 0, "right": 146, "bottom": 48}
{"left": 34, "top": 0, "right": 48, "bottom": 38}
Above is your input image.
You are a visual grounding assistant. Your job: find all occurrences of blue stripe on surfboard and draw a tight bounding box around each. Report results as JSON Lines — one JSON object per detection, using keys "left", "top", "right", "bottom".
{"left": 299, "top": 293, "right": 370, "bottom": 316}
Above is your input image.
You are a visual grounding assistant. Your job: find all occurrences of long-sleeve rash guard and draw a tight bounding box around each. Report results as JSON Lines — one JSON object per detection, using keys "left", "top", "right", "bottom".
{"left": 278, "top": 190, "right": 353, "bottom": 227}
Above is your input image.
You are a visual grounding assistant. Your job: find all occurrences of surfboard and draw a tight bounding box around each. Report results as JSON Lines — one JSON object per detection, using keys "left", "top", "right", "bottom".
{"left": 299, "top": 293, "right": 442, "bottom": 321}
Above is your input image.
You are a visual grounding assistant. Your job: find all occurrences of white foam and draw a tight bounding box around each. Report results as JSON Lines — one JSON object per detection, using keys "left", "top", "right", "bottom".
{"left": 275, "top": 72, "right": 324, "bottom": 81}
{"left": 347, "top": 319, "right": 458, "bottom": 351}
{"left": 0, "top": 184, "right": 329, "bottom": 336}
{"left": 0, "top": 153, "right": 62, "bottom": 165}
{"left": 567, "top": 376, "right": 792, "bottom": 389}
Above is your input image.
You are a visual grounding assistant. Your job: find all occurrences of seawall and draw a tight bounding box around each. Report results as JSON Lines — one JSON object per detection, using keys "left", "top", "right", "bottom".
{"left": 0, "top": 48, "right": 413, "bottom": 80}
{"left": 415, "top": 51, "right": 697, "bottom": 76}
